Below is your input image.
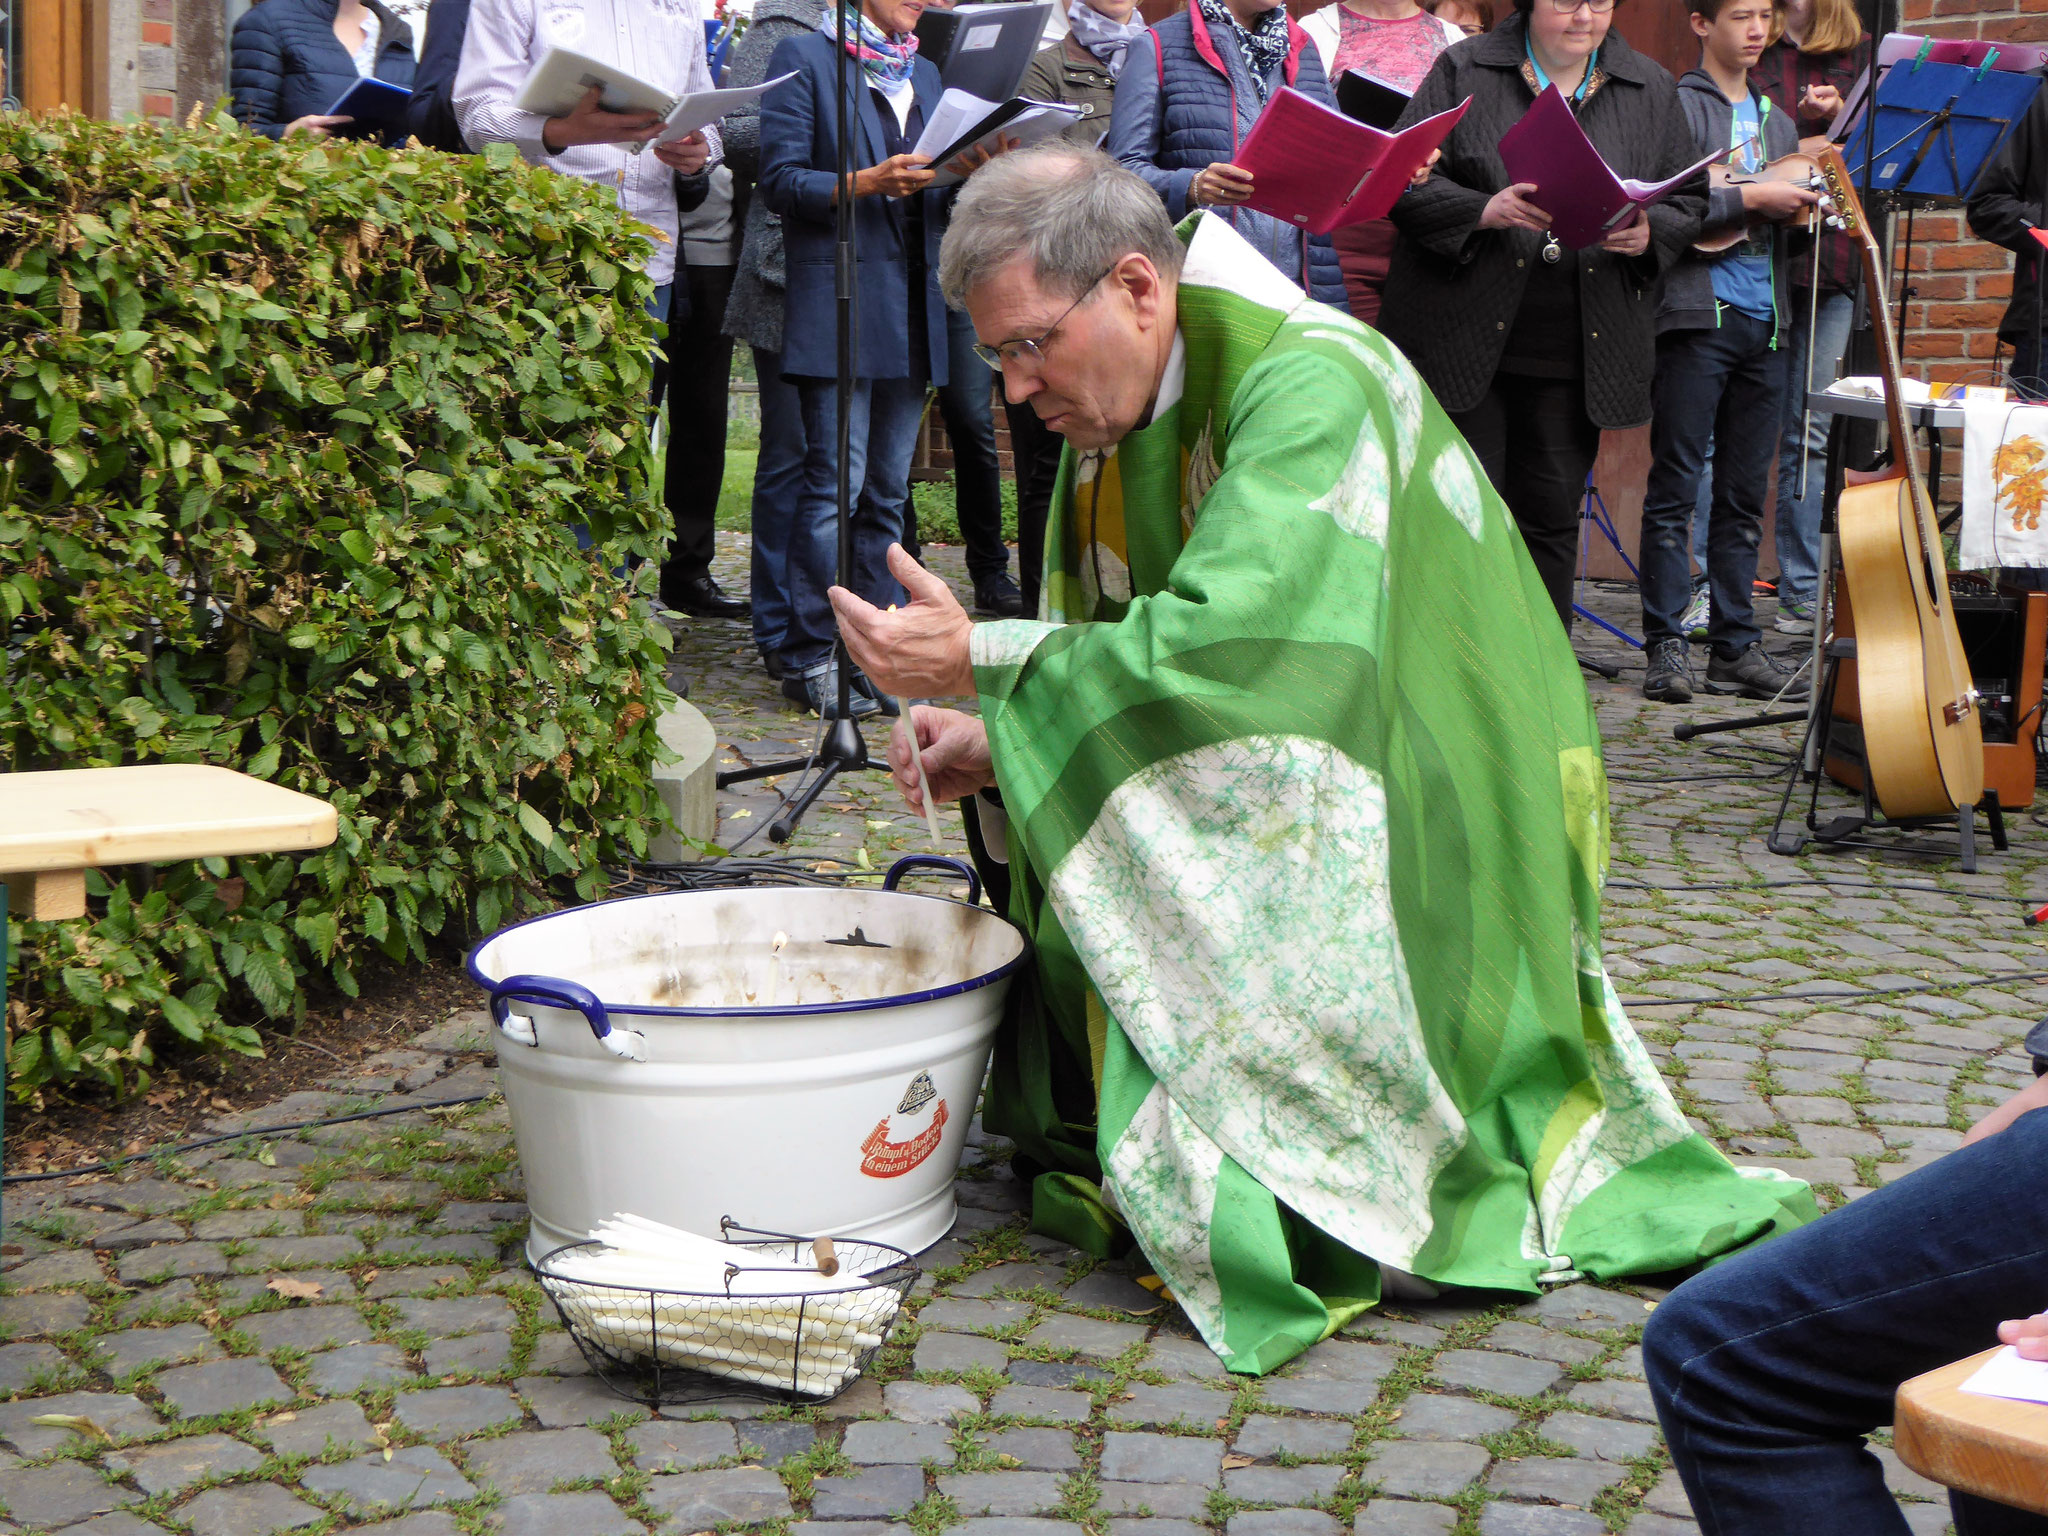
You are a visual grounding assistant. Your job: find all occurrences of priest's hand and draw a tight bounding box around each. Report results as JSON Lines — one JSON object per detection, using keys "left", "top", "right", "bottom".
{"left": 829, "top": 544, "right": 975, "bottom": 698}
{"left": 891, "top": 707, "right": 994, "bottom": 810}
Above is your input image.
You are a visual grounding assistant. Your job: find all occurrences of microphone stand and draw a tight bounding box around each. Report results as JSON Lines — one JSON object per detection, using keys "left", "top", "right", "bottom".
{"left": 715, "top": 0, "right": 876, "bottom": 843}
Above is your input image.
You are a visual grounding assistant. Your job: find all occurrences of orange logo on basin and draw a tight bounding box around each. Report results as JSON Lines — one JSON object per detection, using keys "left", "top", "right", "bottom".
{"left": 860, "top": 1070, "right": 947, "bottom": 1178}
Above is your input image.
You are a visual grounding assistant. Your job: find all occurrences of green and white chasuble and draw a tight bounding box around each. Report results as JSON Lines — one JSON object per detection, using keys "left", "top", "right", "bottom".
{"left": 968, "top": 212, "right": 1815, "bottom": 1376}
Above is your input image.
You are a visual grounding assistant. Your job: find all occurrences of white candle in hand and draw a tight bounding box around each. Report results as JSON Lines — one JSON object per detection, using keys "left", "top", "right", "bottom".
{"left": 887, "top": 604, "right": 946, "bottom": 851}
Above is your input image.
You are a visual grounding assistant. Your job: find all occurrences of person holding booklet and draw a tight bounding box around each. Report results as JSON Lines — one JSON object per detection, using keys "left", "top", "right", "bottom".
{"left": 1009, "top": 0, "right": 1148, "bottom": 617}
{"left": 453, "top": 0, "right": 718, "bottom": 298}
{"left": 1637, "top": 0, "right": 1816, "bottom": 706}
{"left": 756, "top": 0, "right": 1010, "bottom": 716}
{"left": 1301, "top": 0, "right": 1464, "bottom": 322}
{"left": 230, "top": 0, "right": 417, "bottom": 141}
{"left": 1105, "top": 0, "right": 1349, "bottom": 307}
{"left": 1380, "top": 0, "right": 1705, "bottom": 631}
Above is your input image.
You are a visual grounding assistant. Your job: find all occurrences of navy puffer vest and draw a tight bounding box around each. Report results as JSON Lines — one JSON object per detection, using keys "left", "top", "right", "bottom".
{"left": 1139, "top": 9, "right": 1344, "bottom": 308}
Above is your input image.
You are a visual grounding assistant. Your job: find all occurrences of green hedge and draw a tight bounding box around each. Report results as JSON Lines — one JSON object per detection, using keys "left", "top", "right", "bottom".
{"left": 0, "top": 112, "right": 678, "bottom": 1103}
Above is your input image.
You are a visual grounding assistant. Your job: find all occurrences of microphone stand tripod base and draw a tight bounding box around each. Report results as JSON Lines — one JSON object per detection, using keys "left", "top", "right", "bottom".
{"left": 715, "top": 714, "right": 873, "bottom": 846}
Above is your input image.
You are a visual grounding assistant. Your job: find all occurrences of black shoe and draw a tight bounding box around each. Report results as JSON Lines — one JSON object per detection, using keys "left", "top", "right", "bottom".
{"left": 973, "top": 572, "right": 1024, "bottom": 617}
{"left": 760, "top": 651, "right": 787, "bottom": 682}
{"left": 662, "top": 573, "right": 752, "bottom": 620}
{"left": 1642, "top": 638, "right": 1693, "bottom": 703}
{"left": 781, "top": 665, "right": 880, "bottom": 720}
{"left": 1705, "top": 642, "right": 1810, "bottom": 701}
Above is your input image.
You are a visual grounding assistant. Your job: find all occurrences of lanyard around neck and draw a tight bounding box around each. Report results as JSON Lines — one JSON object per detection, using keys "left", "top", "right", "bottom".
{"left": 1527, "top": 37, "right": 1591, "bottom": 102}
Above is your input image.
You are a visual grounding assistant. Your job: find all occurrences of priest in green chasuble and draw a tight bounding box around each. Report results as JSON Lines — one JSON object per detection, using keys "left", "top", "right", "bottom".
{"left": 829, "top": 144, "right": 1813, "bottom": 1376}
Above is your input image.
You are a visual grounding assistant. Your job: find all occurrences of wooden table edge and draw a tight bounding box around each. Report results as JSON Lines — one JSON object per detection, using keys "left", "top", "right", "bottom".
{"left": 1895, "top": 1346, "right": 2048, "bottom": 1517}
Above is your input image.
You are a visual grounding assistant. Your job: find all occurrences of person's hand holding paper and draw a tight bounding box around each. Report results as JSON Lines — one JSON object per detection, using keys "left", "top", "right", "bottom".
{"left": 653, "top": 131, "right": 712, "bottom": 174}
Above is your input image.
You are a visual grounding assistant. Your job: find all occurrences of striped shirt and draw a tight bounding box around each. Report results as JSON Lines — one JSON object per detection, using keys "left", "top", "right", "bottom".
{"left": 454, "top": 0, "right": 721, "bottom": 284}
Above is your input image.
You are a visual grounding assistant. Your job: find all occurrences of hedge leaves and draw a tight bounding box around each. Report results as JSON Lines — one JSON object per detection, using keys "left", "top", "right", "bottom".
{"left": 1, "top": 112, "right": 679, "bottom": 1103}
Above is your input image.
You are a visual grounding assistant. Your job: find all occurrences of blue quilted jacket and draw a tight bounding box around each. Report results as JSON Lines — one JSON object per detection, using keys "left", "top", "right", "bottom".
{"left": 231, "top": 0, "right": 416, "bottom": 141}
{"left": 1108, "top": 8, "right": 1346, "bottom": 310}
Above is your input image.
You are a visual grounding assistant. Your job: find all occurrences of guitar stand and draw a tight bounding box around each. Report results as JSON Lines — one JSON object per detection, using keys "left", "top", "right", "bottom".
{"left": 1765, "top": 634, "right": 2008, "bottom": 872}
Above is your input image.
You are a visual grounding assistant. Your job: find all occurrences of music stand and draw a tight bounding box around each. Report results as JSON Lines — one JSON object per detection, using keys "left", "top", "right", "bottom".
{"left": 1834, "top": 48, "right": 2038, "bottom": 204}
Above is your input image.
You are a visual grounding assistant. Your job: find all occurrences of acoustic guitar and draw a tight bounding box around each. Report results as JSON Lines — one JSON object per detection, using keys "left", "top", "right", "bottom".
{"left": 1813, "top": 146, "right": 1983, "bottom": 820}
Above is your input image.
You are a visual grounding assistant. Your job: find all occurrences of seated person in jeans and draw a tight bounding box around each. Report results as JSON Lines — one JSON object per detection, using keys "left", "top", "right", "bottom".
{"left": 1645, "top": 1058, "right": 2048, "bottom": 1535}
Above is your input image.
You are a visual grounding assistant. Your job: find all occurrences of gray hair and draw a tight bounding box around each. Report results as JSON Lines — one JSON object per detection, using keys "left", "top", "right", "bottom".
{"left": 938, "top": 143, "right": 1185, "bottom": 310}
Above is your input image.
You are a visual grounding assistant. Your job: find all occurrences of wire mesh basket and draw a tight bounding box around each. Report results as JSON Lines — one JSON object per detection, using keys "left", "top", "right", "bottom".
{"left": 533, "top": 1218, "right": 919, "bottom": 1407}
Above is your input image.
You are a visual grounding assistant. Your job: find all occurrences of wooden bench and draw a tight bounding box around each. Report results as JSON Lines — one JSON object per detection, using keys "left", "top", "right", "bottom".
{"left": 1895, "top": 1347, "right": 2048, "bottom": 1517}
{"left": 0, "top": 766, "right": 337, "bottom": 1233}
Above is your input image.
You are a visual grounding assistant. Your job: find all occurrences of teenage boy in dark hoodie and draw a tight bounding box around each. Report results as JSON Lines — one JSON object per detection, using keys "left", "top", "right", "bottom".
{"left": 1639, "top": 0, "right": 1818, "bottom": 704}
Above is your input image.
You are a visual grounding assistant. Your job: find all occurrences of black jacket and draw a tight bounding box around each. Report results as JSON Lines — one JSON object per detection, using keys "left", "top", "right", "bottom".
{"left": 1967, "top": 79, "right": 2048, "bottom": 345}
{"left": 1381, "top": 14, "right": 1706, "bottom": 429}
{"left": 405, "top": 0, "right": 470, "bottom": 153}
{"left": 231, "top": 0, "right": 416, "bottom": 140}
{"left": 1656, "top": 68, "right": 1803, "bottom": 338}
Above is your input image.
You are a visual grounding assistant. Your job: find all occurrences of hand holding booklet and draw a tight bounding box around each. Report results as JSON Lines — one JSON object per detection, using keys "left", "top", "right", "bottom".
{"left": 1232, "top": 87, "right": 1468, "bottom": 236}
{"left": 513, "top": 46, "right": 795, "bottom": 152}
{"left": 911, "top": 88, "right": 1084, "bottom": 188}
{"left": 1499, "top": 84, "right": 1721, "bottom": 250}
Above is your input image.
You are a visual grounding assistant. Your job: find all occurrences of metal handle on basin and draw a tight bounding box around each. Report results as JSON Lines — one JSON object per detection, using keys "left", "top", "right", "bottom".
{"left": 489, "top": 975, "right": 645, "bottom": 1062}
{"left": 882, "top": 855, "right": 981, "bottom": 907}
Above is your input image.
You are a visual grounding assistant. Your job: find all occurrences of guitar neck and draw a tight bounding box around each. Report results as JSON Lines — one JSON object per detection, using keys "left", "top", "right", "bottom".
{"left": 1850, "top": 214, "right": 1927, "bottom": 493}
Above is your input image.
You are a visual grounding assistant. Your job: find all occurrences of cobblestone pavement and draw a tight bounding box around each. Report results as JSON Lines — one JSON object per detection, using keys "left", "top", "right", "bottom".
{"left": 3, "top": 540, "right": 2043, "bottom": 1536}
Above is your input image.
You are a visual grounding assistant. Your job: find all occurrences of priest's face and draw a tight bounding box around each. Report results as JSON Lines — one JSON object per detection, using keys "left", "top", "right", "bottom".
{"left": 967, "top": 254, "right": 1177, "bottom": 453}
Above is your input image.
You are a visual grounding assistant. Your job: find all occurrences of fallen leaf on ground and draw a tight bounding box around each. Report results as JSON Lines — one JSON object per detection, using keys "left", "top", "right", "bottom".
{"left": 267, "top": 1277, "right": 324, "bottom": 1301}
{"left": 1221, "top": 1453, "right": 1254, "bottom": 1469}
{"left": 30, "top": 1415, "right": 109, "bottom": 1443}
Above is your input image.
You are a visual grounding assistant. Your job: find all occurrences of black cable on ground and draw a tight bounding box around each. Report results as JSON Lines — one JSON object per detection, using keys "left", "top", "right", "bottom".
{"left": 2, "top": 1093, "right": 492, "bottom": 1187}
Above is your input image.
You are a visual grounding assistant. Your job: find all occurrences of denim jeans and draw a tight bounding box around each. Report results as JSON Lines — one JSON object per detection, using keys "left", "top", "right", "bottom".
{"left": 936, "top": 310, "right": 1010, "bottom": 586}
{"left": 1641, "top": 311, "right": 1785, "bottom": 654}
{"left": 1773, "top": 290, "right": 1856, "bottom": 609}
{"left": 1644, "top": 1107, "right": 2048, "bottom": 1536}
{"left": 784, "top": 374, "right": 925, "bottom": 674}
{"left": 749, "top": 346, "right": 807, "bottom": 663}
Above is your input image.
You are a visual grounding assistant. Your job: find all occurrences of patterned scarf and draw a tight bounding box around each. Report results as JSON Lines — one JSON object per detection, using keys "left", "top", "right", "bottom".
{"left": 1196, "top": 0, "right": 1291, "bottom": 100}
{"left": 816, "top": 2, "right": 920, "bottom": 89}
{"left": 1065, "top": 0, "right": 1148, "bottom": 76}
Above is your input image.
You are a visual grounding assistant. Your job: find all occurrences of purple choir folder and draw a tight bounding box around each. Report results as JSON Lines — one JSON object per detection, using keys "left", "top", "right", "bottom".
{"left": 1234, "top": 87, "right": 1470, "bottom": 236}
{"left": 1498, "top": 84, "right": 1723, "bottom": 250}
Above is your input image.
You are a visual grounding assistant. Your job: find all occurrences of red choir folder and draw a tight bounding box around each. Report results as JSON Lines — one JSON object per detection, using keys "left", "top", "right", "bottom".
{"left": 1498, "top": 84, "right": 1723, "bottom": 251}
{"left": 1233, "top": 87, "right": 1470, "bottom": 236}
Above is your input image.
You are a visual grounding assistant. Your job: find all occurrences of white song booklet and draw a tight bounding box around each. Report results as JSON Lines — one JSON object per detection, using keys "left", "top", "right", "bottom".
{"left": 514, "top": 47, "right": 794, "bottom": 150}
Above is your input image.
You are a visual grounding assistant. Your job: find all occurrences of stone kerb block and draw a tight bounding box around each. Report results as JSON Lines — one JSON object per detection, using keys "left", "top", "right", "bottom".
{"left": 650, "top": 699, "right": 718, "bottom": 860}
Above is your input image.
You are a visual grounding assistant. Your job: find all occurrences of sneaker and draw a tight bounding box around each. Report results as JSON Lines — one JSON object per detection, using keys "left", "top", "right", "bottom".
{"left": 781, "top": 663, "right": 881, "bottom": 720}
{"left": 850, "top": 670, "right": 901, "bottom": 716}
{"left": 1774, "top": 598, "right": 1816, "bottom": 635}
{"left": 1705, "top": 642, "right": 1811, "bottom": 701}
{"left": 1642, "top": 638, "right": 1694, "bottom": 703}
{"left": 1680, "top": 583, "right": 1712, "bottom": 641}
{"left": 974, "top": 572, "right": 1024, "bottom": 617}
